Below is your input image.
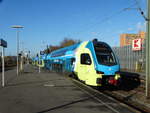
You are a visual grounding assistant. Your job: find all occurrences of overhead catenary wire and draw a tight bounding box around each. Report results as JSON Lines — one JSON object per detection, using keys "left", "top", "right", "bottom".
{"left": 69, "top": 3, "right": 138, "bottom": 36}
{"left": 134, "top": 0, "right": 149, "bottom": 21}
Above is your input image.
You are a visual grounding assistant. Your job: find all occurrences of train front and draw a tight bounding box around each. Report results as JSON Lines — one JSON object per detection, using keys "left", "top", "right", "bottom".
{"left": 93, "top": 40, "right": 121, "bottom": 86}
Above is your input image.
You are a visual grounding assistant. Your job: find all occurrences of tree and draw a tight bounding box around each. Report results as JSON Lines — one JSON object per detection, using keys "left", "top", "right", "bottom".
{"left": 43, "top": 38, "right": 81, "bottom": 54}
{"left": 60, "top": 38, "right": 80, "bottom": 48}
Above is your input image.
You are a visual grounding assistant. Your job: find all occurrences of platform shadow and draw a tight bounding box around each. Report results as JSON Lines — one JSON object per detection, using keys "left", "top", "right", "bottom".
{"left": 0, "top": 66, "right": 15, "bottom": 72}
{"left": 5, "top": 79, "right": 64, "bottom": 87}
{"left": 22, "top": 71, "right": 33, "bottom": 74}
{"left": 36, "top": 96, "right": 92, "bottom": 113}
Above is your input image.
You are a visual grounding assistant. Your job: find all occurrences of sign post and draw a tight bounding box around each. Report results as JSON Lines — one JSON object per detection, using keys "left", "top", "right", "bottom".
{"left": 146, "top": 0, "right": 150, "bottom": 98}
{"left": 0, "top": 39, "right": 7, "bottom": 87}
{"left": 38, "top": 52, "right": 40, "bottom": 73}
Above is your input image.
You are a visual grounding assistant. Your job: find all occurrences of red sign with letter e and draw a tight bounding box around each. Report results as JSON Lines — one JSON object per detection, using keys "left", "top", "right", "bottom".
{"left": 132, "top": 38, "right": 142, "bottom": 51}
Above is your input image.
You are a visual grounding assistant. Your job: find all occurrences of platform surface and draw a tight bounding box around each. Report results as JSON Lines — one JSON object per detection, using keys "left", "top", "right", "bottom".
{"left": 0, "top": 65, "right": 140, "bottom": 113}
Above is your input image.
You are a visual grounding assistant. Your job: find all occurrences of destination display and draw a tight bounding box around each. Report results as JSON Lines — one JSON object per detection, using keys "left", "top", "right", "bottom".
{"left": 0, "top": 39, "right": 7, "bottom": 48}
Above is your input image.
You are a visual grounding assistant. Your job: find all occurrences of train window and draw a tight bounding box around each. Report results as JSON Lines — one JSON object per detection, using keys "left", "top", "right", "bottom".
{"left": 96, "top": 51, "right": 117, "bottom": 65}
{"left": 94, "top": 43, "right": 117, "bottom": 66}
{"left": 81, "top": 53, "right": 92, "bottom": 65}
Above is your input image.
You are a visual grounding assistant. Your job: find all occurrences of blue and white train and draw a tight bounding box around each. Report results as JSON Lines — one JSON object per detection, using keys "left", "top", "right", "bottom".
{"left": 34, "top": 39, "right": 121, "bottom": 86}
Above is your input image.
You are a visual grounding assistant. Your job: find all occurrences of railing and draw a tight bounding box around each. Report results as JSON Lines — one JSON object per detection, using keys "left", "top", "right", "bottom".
{"left": 113, "top": 41, "right": 145, "bottom": 73}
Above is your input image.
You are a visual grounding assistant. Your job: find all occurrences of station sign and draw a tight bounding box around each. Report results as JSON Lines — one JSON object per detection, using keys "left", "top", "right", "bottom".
{"left": 132, "top": 38, "right": 142, "bottom": 51}
{"left": 40, "top": 51, "right": 44, "bottom": 55}
{"left": 0, "top": 39, "right": 7, "bottom": 48}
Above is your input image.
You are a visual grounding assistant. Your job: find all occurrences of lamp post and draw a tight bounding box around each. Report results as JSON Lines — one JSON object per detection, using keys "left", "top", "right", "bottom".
{"left": 11, "top": 25, "right": 24, "bottom": 75}
{"left": 146, "top": 0, "right": 150, "bottom": 98}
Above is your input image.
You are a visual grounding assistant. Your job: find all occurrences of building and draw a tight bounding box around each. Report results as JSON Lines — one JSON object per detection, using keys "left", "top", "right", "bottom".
{"left": 120, "top": 31, "right": 145, "bottom": 47}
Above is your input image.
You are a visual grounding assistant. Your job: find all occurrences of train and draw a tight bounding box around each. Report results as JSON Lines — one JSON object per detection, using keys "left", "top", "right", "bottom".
{"left": 32, "top": 54, "right": 46, "bottom": 67}
{"left": 33, "top": 39, "right": 121, "bottom": 86}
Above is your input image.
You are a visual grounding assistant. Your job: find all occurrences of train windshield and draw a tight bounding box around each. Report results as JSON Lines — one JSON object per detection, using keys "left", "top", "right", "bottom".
{"left": 94, "top": 44, "right": 117, "bottom": 66}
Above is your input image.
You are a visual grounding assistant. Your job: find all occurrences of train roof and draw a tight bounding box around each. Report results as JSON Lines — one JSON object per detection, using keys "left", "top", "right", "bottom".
{"left": 50, "top": 42, "right": 81, "bottom": 58}
{"left": 45, "top": 39, "right": 112, "bottom": 60}
{"left": 32, "top": 54, "right": 47, "bottom": 61}
{"left": 40, "top": 54, "right": 47, "bottom": 60}
{"left": 92, "top": 39, "right": 112, "bottom": 52}
{"left": 32, "top": 56, "right": 38, "bottom": 61}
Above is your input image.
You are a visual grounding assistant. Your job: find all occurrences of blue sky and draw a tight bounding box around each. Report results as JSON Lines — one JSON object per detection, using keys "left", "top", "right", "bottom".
{"left": 0, "top": 0, "right": 147, "bottom": 56}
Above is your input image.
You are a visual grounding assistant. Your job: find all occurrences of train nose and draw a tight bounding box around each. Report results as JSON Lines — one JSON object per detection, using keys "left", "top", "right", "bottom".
{"left": 97, "top": 65, "right": 120, "bottom": 75}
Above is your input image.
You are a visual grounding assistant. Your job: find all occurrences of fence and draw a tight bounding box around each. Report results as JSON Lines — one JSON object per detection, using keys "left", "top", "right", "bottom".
{"left": 113, "top": 42, "right": 145, "bottom": 73}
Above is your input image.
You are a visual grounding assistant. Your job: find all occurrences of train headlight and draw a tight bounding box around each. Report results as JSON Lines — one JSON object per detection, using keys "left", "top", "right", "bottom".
{"left": 115, "top": 71, "right": 121, "bottom": 80}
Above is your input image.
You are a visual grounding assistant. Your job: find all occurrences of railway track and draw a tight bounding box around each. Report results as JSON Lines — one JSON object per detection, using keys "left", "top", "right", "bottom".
{"left": 69, "top": 77, "right": 150, "bottom": 113}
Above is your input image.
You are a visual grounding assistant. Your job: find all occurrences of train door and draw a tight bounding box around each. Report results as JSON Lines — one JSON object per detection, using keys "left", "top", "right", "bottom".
{"left": 79, "top": 53, "right": 92, "bottom": 82}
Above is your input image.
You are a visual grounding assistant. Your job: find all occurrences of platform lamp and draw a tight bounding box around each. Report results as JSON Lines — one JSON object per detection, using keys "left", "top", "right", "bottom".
{"left": 11, "top": 25, "right": 24, "bottom": 75}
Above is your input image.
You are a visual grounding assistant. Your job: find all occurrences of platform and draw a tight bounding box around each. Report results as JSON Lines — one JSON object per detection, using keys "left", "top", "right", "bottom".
{"left": 0, "top": 65, "right": 141, "bottom": 113}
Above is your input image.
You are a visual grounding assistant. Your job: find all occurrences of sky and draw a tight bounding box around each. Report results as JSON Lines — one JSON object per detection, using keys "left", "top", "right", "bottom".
{"left": 0, "top": 0, "right": 147, "bottom": 56}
